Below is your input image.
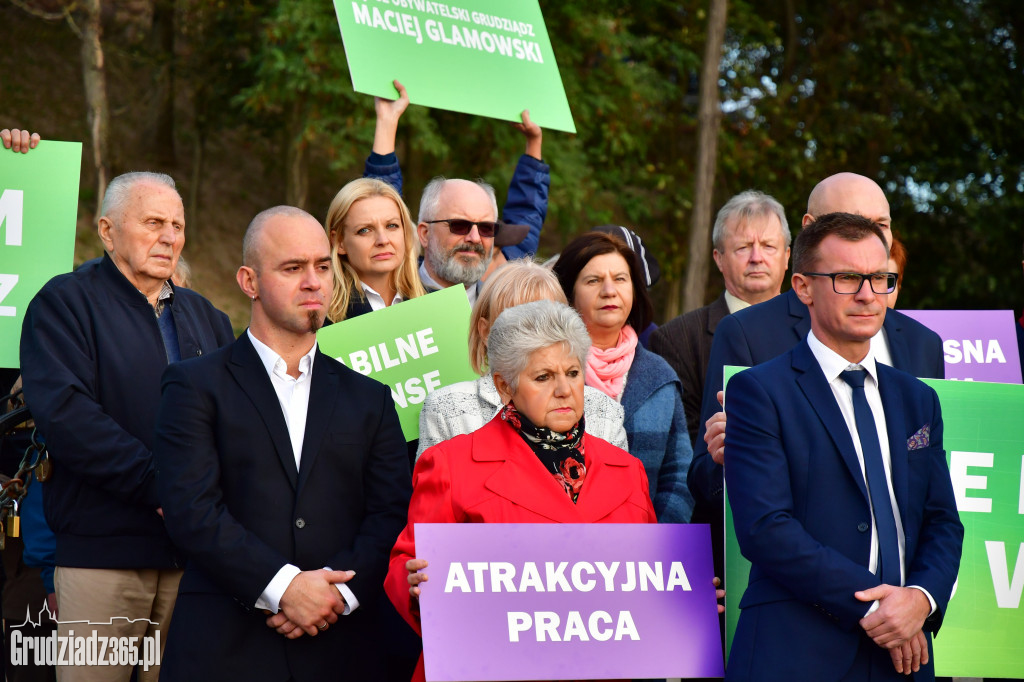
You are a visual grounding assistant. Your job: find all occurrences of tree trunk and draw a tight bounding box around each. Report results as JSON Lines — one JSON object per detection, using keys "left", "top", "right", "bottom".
{"left": 285, "top": 102, "right": 309, "bottom": 209}
{"left": 147, "top": 0, "right": 176, "bottom": 165}
{"left": 781, "top": 0, "right": 798, "bottom": 84}
{"left": 679, "top": 0, "right": 728, "bottom": 314}
{"left": 664, "top": 214, "right": 684, "bottom": 320}
{"left": 188, "top": 133, "right": 205, "bottom": 244}
{"left": 79, "top": 0, "right": 110, "bottom": 218}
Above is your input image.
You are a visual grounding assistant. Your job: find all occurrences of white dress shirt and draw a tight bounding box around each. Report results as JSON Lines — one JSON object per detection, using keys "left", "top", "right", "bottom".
{"left": 806, "top": 330, "right": 934, "bottom": 616}
{"left": 870, "top": 326, "right": 893, "bottom": 367}
{"left": 248, "top": 331, "right": 358, "bottom": 615}
{"left": 360, "top": 282, "right": 404, "bottom": 311}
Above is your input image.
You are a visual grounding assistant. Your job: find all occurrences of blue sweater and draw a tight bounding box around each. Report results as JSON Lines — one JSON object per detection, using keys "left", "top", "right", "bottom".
{"left": 20, "top": 477, "right": 54, "bottom": 592}
{"left": 364, "top": 151, "right": 550, "bottom": 260}
{"left": 20, "top": 255, "right": 234, "bottom": 569}
{"left": 620, "top": 344, "right": 695, "bottom": 523}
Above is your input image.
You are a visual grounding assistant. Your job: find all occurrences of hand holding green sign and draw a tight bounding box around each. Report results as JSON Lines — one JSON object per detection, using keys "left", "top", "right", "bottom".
{"left": 333, "top": 0, "right": 575, "bottom": 133}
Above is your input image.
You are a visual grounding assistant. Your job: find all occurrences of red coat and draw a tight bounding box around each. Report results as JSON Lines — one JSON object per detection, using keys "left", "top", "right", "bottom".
{"left": 385, "top": 415, "right": 657, "bottom": 682}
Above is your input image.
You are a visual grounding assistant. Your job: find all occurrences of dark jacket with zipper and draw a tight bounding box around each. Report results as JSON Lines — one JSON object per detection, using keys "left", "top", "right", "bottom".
{"left": 20, "top": 254, "right": 234, "bottom": 568}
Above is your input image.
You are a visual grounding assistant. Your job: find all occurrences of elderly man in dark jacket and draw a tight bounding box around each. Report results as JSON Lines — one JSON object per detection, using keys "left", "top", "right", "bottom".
{"left": 20, "top": 171, "right": 233, "bottom": 682}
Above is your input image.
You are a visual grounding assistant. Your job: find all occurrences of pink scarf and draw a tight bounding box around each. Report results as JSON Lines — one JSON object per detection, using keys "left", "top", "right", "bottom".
{"left": 585, "top": 325, "right": 638, "bottom": 399}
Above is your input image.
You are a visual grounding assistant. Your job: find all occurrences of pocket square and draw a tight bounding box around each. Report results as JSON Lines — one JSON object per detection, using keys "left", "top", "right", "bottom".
{"left": 907, "top": 424, "right": 931, "bottom": 450}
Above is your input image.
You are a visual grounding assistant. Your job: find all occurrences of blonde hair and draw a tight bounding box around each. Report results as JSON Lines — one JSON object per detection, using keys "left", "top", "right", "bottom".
{"left": 468, "top": 259, "right": 567, "bottom": 375}
{"left": 324, "top": 178, "right": 425, "bottom": 321}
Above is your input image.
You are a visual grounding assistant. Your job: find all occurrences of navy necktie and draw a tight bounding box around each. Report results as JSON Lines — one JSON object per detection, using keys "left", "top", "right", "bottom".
{"left": 840, "top": 368, "right": 901, "bottom": 586}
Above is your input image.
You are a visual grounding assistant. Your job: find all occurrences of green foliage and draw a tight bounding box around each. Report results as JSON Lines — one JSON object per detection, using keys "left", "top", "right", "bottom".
{"left": 716, "top": 0, "right": 1024, "bottom": 310}
{"left": 17, "top": 0, "right": 1020, "bottom": 311}
{"left": 179, "top": 0, "right": 273, "bottom": 134}
{"left": 180, "top": 0, "right": 1024, "bottom": 310}
{"left": 232, "top": 0, "right": 711, "bottom": 262}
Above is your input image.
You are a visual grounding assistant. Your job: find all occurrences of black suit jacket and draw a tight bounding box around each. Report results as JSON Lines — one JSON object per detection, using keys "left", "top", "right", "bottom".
{"left": 154, "top": 333, "right": 411, "bottom": 681}
{"left": 649, "top": 292, "right": 730, "bottom": 445}
{"left": 690, "top": 289, "right": 943, "bottom": 579}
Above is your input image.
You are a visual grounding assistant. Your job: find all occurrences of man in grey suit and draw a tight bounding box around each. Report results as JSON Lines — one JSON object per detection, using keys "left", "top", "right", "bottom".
{"left": 650, "top": 190, "right": 791, "bottom": 444}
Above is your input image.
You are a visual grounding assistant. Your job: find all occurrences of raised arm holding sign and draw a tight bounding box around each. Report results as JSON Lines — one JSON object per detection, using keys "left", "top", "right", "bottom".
{"left": 333, "top": 0, "right": 575, "bottom": 132}
{"left": 362, "top": 79, "right": 550, "bottom": 267}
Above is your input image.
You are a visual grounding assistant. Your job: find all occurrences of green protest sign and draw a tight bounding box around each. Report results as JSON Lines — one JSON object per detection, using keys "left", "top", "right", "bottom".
{"left": 316, "top": 284, "right": 478, "bottom": 440}
{"left": 0, "top": 142, "right": 82, "bottom": 368}
{"left": 721, "top": 365, "right": 746, "bottom": 662}
{"left": 332, "top": 0, "right": 576, "bottom": 133}
{"left": 919, "top": 378, "right": 1023, "bottom": 678}
{"left": 723, "top": 368, "right": 1024, "bottom": 678}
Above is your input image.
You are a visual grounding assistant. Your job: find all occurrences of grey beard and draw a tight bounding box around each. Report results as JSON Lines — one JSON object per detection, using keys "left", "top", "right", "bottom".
{"left": 427, "top": 242, "right": 491, "bottom": 286}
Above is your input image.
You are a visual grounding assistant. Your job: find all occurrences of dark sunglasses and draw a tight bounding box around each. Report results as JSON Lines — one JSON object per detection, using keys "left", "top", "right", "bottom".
{"left": 424, "top": 219, "right": 500, "bottom": 238}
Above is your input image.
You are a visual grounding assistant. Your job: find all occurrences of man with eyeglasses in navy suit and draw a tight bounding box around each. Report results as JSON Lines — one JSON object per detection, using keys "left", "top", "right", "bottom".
{"left": 724, "top": 212, "right": 962, "bottom": 681}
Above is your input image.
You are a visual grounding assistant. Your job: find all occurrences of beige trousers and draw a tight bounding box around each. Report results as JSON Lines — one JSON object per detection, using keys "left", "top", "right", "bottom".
{"left": 54, "top": 567, "right": 181, "bottom": 682}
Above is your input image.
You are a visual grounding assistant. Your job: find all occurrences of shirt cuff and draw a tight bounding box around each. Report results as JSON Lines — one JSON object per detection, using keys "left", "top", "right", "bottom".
{"left": 862, "top": 586, "right": 937, "bottom": 618}
{"left": 907, "top": 585, "right": 937, "bottom": 616}
{"left": 255, "top": 564, "right": 301, "bottom": 612}
{"left": 335, "top": 583, "right": 358, "bottom": 615}
{"left": 323, "top": 565, "right": 358, "bottom": 615}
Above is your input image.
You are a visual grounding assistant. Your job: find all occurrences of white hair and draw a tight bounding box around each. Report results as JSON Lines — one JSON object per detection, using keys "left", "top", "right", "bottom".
{"left": 712, "top": 190, "right": 790, "bottom": 250}
{"left": 488, "top": 300, "right": 591, "bottom": 393}
{"left": 101, "top": 172, "right": 179, "bottom": 223}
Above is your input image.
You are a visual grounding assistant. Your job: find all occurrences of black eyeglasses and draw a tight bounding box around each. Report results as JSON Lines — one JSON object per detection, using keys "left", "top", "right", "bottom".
{"left": 425, "top": 219, "right": 500, "bottom": 238}
{"left": 801, "top": 272, "right": 898, "bottom": 295}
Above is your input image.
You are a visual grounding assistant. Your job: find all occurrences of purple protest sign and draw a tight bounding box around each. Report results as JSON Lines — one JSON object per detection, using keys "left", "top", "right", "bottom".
{"left": 415, "top": 523, "right": 724, "bottom": 681}
{"left": 900, "top": 310, "right": 1022, "bottom": 383}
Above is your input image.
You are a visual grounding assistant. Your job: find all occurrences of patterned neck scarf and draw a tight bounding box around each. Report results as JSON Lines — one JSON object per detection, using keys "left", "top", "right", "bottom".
{"left": 500, "top": 401, "right": 587, "bottom": 503}
{"left": 585, "top": 324, "right": 638, "bottom": 399}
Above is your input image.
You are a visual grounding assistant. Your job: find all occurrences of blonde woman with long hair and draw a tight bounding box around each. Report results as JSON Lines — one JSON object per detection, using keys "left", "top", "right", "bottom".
{"left": 324, "top": 177, "right": 425, "bottom": 321}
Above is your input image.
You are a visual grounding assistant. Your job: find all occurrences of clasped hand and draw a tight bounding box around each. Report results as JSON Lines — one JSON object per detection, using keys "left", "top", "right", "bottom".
{"left": 265, "top": 568, "right": 354, "bottom": 639}
{"left": 855, "top": 584, "right": 932, "bottom": 674}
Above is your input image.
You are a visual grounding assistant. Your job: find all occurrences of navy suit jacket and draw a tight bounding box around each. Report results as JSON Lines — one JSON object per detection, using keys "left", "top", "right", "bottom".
{"left": 724, "top": 340, "right": 962, "bottom": 681}
{"left": 153, "top": 333, "right": 412, "bottom": 682}
{"left": 690, "top": 289, "right": 944, "bottom": 538}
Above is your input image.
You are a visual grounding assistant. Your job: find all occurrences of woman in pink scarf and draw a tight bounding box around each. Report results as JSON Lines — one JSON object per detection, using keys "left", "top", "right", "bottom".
{"left": 553, "top": 232, "right": 695, "bottom": 523}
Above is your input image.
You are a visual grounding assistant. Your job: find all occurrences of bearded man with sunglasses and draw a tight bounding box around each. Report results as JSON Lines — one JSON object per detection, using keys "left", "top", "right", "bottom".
{"left": 416, "top": 177, "right": 527, "bottom": 305}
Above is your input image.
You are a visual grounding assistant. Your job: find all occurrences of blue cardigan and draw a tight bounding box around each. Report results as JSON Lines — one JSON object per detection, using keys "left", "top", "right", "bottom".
{"left": 621, "top": 344, "right": 695, "bottom": 523}
{"left": 20, "top": 255, "right": 234, "bottom": 569}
